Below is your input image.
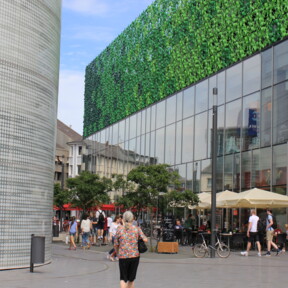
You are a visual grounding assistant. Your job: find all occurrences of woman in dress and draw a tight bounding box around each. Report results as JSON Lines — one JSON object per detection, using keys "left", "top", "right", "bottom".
{"left": 114, "top": 211, "right": 147, "bottom": 288}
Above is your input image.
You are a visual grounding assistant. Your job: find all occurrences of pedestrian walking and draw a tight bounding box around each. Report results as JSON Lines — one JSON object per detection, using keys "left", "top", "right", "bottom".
{"left": 240, "top": 209, "right": 261, "bottom": 256}
{"left": 81, "top": 214, "right": 91, "bottom": 249}
{"left": 114, "top": 211, "right": 147, "bottom": 288}
{"left": 68, "top": 216, "right": 78, "bottom": 250}
{"left": 107, "top": 215, "right": 121, "bottom": 261}
{"left": 265, "top": 209, "right": 281, "bottom": 256}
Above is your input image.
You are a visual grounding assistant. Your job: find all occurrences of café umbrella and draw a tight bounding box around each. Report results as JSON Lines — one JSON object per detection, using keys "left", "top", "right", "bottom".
{"left": 217, "top": 188, "right": 288, "bottom": 208}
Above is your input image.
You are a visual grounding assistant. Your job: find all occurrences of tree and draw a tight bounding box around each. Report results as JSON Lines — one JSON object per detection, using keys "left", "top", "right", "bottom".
{"left": 165, "top": 190, "right": 199, "bottom": 208}
{"left": 53, "top": 183, "right": 71, "bottom": 231}
{"left": 66, "top": 171, "right": 110, "bottom": 213}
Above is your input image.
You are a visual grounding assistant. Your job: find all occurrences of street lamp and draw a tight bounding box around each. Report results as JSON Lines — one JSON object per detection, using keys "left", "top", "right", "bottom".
{"left": 61, "top": 155, "right": 65, "bottom": 190}
{"left": 210, "top": 87, "right": 218, "bottom": 258}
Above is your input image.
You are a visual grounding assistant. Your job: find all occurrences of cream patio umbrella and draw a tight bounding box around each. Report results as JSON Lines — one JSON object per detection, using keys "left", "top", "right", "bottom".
{"left": 188, "top": 192, "right": 211, "bottom": 209}
{"left": 219, "top": 188, "right": 288, "bottom": 208}
{"left": 216, "top": 190, "right": 239, "bottom": 208}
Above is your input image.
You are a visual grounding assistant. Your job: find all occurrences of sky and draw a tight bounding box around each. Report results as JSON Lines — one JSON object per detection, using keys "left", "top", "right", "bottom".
{"left": 58, "top": 0, "right": 155, "bottom": 135}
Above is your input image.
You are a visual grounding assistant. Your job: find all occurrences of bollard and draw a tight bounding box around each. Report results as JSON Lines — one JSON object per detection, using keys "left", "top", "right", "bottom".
{"left": 30, "top": 234, "right": 45, "bottom": 272}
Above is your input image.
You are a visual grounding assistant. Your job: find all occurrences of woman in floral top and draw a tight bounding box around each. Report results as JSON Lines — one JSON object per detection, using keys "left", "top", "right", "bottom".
{"left": 114, "top": 211, "right": 147, "bottom": 288}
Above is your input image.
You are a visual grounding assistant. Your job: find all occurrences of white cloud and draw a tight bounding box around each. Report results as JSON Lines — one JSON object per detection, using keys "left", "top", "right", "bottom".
{"left": 58, "top": 70, "right": 85, "bottom": 134}
{"left": 62, "top": 0, "right": 109, "bottom": 16}
{"left": 71, "top": 26, "right": 116, "bottom": 42}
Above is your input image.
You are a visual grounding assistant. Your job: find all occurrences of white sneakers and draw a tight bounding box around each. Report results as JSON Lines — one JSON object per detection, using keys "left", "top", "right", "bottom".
{"left": 257, "top": 252, "right": 262, "bottom": 257}
{"left": 241, "top": 251, "right": 248, "bottom": 256}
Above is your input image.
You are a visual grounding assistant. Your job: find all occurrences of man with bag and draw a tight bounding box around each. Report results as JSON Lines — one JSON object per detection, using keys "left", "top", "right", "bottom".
{"left": 265, "top": 209, "right": 282, "bottom": 256}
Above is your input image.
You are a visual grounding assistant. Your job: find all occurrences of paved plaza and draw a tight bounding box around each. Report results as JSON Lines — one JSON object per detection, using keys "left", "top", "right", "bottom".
{"left": 0, "top": 242, "right": 287, "bottom": 288}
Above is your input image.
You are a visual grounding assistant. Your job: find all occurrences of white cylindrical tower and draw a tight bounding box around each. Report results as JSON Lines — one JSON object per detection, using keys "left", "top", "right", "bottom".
{"left": 0, "top": 0, "right": 61, "bottom": 269}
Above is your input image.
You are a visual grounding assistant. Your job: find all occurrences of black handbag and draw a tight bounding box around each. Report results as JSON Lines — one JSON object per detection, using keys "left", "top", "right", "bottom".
{"left": 138, "top": 238, "right": 147, "bottom": 253}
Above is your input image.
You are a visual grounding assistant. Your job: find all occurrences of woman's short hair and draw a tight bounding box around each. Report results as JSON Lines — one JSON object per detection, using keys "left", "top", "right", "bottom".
{"left": 123, "top": 211, "right": 134, "bottom": 224}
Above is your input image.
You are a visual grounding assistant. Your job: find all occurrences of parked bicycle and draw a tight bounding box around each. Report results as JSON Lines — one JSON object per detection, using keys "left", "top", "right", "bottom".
{"left": 193, "top": 233, "right": 230, "bottom": 258}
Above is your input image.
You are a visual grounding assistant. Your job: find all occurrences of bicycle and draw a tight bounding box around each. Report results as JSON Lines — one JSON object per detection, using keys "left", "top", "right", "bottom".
{"left": 193, "top": 233, "right": 230, "bottom": 258}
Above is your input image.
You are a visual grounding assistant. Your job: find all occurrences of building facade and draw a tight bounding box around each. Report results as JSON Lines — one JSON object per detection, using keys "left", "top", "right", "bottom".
{"left": 0, "top": 1, "right": 61, "bottom": 269}
{"left": 84, "top": 0, "right": 288, "bottom": 227}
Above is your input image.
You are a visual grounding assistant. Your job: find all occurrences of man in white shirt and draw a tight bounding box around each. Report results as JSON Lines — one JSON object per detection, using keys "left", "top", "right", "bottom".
{"left": 241, "top": 209, "right": 262, "bottom": 256}
{"left": 96, "top": 208, "right": 106, "bottom": 240}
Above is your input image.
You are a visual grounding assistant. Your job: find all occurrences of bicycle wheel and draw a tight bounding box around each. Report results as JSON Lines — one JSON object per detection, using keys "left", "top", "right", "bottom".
{"left": 216, "top": 243, "right": 230, "bottom": 258}
{"left": 193, "top": 243, "right": 207, "bottom": 258}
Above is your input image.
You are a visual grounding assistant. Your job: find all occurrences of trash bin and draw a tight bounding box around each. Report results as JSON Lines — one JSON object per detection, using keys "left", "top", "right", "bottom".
{"left": 53, "top": 224, "right": 59, "bottom": 237}
{"left": 30, "top": 235, "right": 45, "bottom": 272}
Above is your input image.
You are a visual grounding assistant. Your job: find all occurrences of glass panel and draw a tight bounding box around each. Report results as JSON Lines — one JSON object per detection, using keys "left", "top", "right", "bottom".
{"left": 176, "top": 91, "right": 183, "bottom": 121}
{"left": 260, "top": 88, "right": 272, "bottom": 147}
{"left": 112, "top": 123, "right": 119, "bottom": 145}
{"left": 155, "top": 128, "right": 165, "bottom": 164}
{"left": 186, "top": 163, "right": 193, "bottom": 191}
{"left": 195, "top": 80, "right": 208, "bottom": 114}
{"left": 193, "top": 162, "right": 200, "bottom": 193}
{"left": 225, "top": 99, "right": 241, "bottom": 154}
{"left": 183, "top": 86, "right": 194, "bottom": 118}
{"left": 216, "top": 156, "right": 224, "bottom": 192}
{"left": 141, "top": 110, "right": 146, "bottom": 135}
{"left": 217, "top": 105, "right": 225, "bottom": 156}
{"left": 140, "top": 134, "right": 146, "bottom": 164}
{"left": 241, "top": 151, "right": 252, "bottom": 190}
{"left": 145, "top": 133, "right": 150, "bottom": 164}
{"left": 156, "top": 101, "right": 166, "bottom": 129}
{"left": 243, "top": 54, "right": 260, "bottom": 96}
{"left": 217, "top": 71, "right": 225, "bottom": 105}
{"left": 165, "top": 124, "right": 175, "bottom": 165}
{"left": 125, "top": 118, "right": 130, "bottom": 141}
{"left": 224, "top": 154, "right": 233, "bottom": 190}
{"left": 136, "top": 112, "right": 141, "bottom": 137}
{"left": 150, "top": 130, "right": 156, "bottom": 163}
{"left": 130, "top": 115, "right": 136, "bottom": 139}
{"left": 201, "top": 159, "right": 211, "bottom": 192}
{"left": 273, "top": 144, "right": 286, "bottom": 187}
{"left": 182, "top": 117, "right": 194, "bottom": 163}
{"left": 261, "top": 48, "right": 273, "bottom": 88}
{"left": 208, "top": 75, "right": 217, "bottom": 109}
{"left": 273, "top": 81, "right": 288, "bottom": 144}
{"left": 226, "top": 63, "right": 242, "bottom": 102}
{"left": 146, "top": 107, "right": 151, "bottom": 133}
{"left": 129, "top": 138, "right": 136, "bottom": 164}
{"left": 151, "top": 105, "right": 156, "bottom": 131}
{"left": 175, "top": 164, "right": 186, "bottom": 190}
{"left": 136, "top": 136, "right": 141, "bottom": 163}
{"left": 175, "top": 121, "right": 182, "bottom": 164}
{"left": 274, "top": 40, "right": 288, "bottom": 84}
{"left": 194, "top": 112, "right": 208, "bottom": 160}
{"left": 242, "top": 92, "right": 260, "bottom": 151}
{"left": 166, "top": 95, "right": 176, "bottom": 125}
{"left": 119, "top": 120, "right": 125, "bottom": 143}
{"left": 253, "top": 147, "right": 272, "bottom": 189}
{"left": 233, "top": 152, "right": 241, "bottom": 192}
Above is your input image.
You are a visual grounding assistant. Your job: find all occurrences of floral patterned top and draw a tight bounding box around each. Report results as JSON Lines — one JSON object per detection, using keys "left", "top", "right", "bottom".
{"left": 114, "top": 225, "right": 146, "bottom": 259}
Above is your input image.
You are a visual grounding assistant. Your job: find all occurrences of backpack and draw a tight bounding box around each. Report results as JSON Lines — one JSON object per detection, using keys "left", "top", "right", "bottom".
{"left": 257, "top": 218, "right": 266, "bottom": 233}
{"left": 98, "top": 211, "right": 104, "bottom": 224}
{"left": 267, "top": 214, "right": 277, "bottom": 230}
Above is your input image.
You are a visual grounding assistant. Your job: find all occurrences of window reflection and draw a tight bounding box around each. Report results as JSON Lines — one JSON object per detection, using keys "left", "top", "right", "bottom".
{"left": 226, "top": 63, "right": 242, "bottom": 102}
{"left": 182, "top": 117, "right": 193, "bottom": 162}
{"left": 176, "top": 92, "right": 183, "bottom": 121}
{"left": 166, "top": 95, "right": 176, "bottom": 125}
{"left": 156, "top": 101, "right": 166, "bottom": 129}
{"left": 217, "top": 105, "right": 225, "bottom": 156}
{"left": 146, "top": 107, "right": 151, "bottom": 133}
{"left": 141, "top": 110, "right": 146, "bottom": 135}
{"left": 112, "top": 123, "right": 119, "bottom": 145}
{"left": 119, "top": 120, "right": 125, "bottom": 143}
{"left": 165, "top": 124, "right": 175, "bottom": 165}
{"left": 175, "top": 164, "right": 186, "bottom": 190}
{"left": 241, "top": 151, "right": 252, "bottom": 190}
{"left": 183, "top": 87, "right": 194, "bottom": 118}
{"left": 136, "top": 112, "right": 141, "bottom": 137}
{"left": 273, "top": 81, "right": 288, "bottom": 144}
{"left": 186, "top": 163, "right": 193, "bottom": 191}
{"left": 217, "top": 71, "right": 225, "bottom": 105}
{"left": 243, "top": 55, "right": 260, "bottom": 96}
{"left": 274, "top": 41, "right": 288, "bottom": 84}
{"left": 194, "top": 112, "right": 208, "bottom": 160}
{"left": 195, "top": 80, "right": 208, "bottom": 114}
{"left": 242, "top": 92, "right": 260, "bottom": 151}
{"left": 151, "top": 105, "right": 156, "bottom": 131}
{"left": 260, "top": 88, "right": 272, "bottom": 147}
{"left": 224, "top": 154, "right": 233, "bottom": 190}
{"left": 273, "top": 144, "right": 286, "bottom": 188}
{"left": 155, "top": 128, "right": 165, "bottom": 163}
{"left": 225, "top": 99, "right": 241, "bottom": 154}
{"left": 175, "top": 121, "right": 182, "bottom": 164}
{"left": 130, "top": 115, "right": 136, "bottom": 139}
{"left": 262, "top": 48, "right": 272, "bottom": 88}
{"left": 208, "top": 75, "right": 217, "bottom": 109}
{"left": 201, "top": 159, "right": 211, "bottom": 192}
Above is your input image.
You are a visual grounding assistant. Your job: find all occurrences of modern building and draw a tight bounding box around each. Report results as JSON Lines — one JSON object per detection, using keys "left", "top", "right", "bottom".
{"left": 83, "top": 0, "right": 288, "bottom": 227}
{"left": 0, "top": 1, "right": 61, "bottom": 269}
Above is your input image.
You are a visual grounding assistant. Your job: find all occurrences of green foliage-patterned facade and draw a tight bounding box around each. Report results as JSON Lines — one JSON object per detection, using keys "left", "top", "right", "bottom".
{"left": 84, "top": 0, "right": 288, "bottom": 138}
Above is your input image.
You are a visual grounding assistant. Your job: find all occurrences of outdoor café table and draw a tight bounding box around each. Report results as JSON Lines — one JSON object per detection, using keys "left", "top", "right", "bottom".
{"left": 220, "top": 233, "right": 233, "bottom": 248}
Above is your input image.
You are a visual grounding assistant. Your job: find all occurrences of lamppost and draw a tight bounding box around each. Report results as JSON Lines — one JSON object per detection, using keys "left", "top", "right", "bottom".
{"left": 193, "top": 162, "right": 198, "bottom": 193}
{"left": 210, "top": 87, "right": 218, "bottom": 258}
{"left": 61, "top": 155, "right": 65, "bottom": 190}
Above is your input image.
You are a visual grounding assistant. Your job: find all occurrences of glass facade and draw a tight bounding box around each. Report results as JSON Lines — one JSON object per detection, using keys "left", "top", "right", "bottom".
{"left": 0, "top": 1, "right": 61, "bottom": 269}
{"left": 85, "top": 39, "right": 288, "bottom": 224}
